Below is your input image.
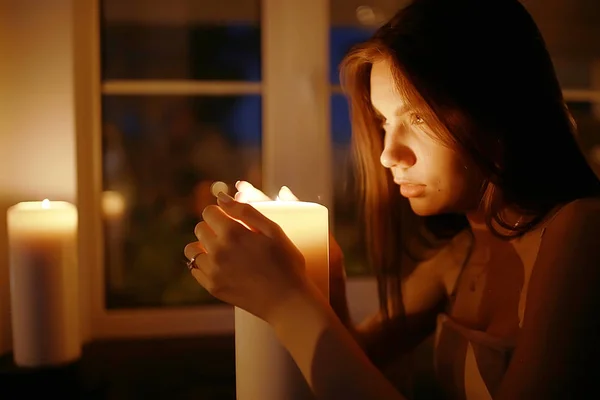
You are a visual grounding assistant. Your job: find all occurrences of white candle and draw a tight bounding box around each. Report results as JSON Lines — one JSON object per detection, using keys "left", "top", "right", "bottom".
{"left": 235, "top": 200, "right": 329, "bottom": 400}
{"left": 7, "top": 199, "right": 81, "bottom": 367}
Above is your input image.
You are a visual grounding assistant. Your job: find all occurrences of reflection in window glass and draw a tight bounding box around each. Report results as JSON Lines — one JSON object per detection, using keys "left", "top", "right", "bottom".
{"left": 568, "top": 101, "right": 600, "bottom": 178}
{"left": 101, "top": 95, "right": 262, "bottom": 308}
{"left": 101, "top": 0, "right": 261, "bottom": 81}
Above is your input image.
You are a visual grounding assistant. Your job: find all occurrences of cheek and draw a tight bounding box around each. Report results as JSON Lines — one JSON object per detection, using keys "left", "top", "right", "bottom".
{"left": 419, "top": 146, "right": 465, "bottom": 188}
{"left": 444, "top": 156, "right": 485, "bottom": 207}
{"left": 426, "top": 149, "right": 480, "bottom": 201}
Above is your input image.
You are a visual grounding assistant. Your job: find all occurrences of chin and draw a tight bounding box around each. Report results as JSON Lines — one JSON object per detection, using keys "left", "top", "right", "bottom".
{"left": 406, "top": 197, "right": 450, "bottom": 216}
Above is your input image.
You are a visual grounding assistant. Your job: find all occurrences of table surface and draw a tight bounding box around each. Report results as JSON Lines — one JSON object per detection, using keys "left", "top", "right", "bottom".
{"left": 0, "top": 335, "right": 236, "bottom": 400}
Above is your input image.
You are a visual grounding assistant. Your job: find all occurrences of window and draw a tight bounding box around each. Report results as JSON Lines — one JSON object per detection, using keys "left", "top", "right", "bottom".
{"left": 84, "top": 0, "right": 347, "bottom": 338}
{"left": 100, "top": 0, "right": 262, "bottom": 310}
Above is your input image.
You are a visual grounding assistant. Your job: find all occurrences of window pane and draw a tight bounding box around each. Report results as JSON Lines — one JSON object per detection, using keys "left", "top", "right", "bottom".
{"left": 329, "top": 27, "right": 374, "bottom": 84}
{"left": 101, "top": 0, "right": 261, "bottom": 81}
{"left": 102, "top": 95, "right": 262, "bottom": 308}
{"left": 568, "top": 101, "right": 600, "bottom": 177}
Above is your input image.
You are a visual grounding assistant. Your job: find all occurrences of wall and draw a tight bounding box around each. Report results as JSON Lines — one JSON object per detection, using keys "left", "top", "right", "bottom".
{"left": 0, "top": 0, "right": 82, "bottom": 356}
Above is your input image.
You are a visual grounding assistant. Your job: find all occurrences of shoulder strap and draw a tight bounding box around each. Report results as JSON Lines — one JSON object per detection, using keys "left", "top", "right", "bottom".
{"left": 448, "top": 230, "right": 475, "bottom": 304}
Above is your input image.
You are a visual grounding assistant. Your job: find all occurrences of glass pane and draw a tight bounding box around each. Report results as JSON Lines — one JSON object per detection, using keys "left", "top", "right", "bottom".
{"left": 330, "top": 27, "right": 374, "bottom": 84}
{"left": 568, "top": 101, "right": 600, "bottom": 178}
{"left": 101, "top": 95, "right": 262, "bottom": 308}
{"left": 101, "top": 0, "right": 261, "bottom": 81}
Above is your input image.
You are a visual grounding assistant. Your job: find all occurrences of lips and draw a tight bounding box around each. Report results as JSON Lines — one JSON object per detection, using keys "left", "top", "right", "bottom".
{"left": 393, "top": 179, "right": 426, "bottom": 198}
{"left": 399, "top": 183, "right": 426, "bottom": 198}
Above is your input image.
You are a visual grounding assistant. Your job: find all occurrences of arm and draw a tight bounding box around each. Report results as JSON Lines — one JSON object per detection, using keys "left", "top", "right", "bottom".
{"left": 495, "top": 199, "right": 600, "bottom": 399}
{"left": 341, "top": 233, "right": 469, "bottom": 367}
{"left": 270, "top": 236, "right": 466, "bottom": 399}
{"left": 271, "top": 282, "right": 407, "bottom": 400}
{"left": 352, "top": 251, "right": 449, "bottom": 367}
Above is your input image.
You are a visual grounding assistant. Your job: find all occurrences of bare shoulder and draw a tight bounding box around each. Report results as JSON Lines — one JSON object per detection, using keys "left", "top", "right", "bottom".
{"left": 498, "top": 197, "right": 600, "bottom": 397}
{"left": 428, "top": 229, "right": 472, "bottom": 298}
{"left": 534, "top": 196, "right": 600, "bottom": 292}
{"left": 543, "top": 197, "right": 600, "bottom": 245}
{"left": 400, "top": 229, "right": 471, "bottom": 312}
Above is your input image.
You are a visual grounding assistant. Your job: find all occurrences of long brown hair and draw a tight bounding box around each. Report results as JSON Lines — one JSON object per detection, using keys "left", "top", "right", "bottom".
{"left": 340, "top": 0, "right": 600, "bottom": 322}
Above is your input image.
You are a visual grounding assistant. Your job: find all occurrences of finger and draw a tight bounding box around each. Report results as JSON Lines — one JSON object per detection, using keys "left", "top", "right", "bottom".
{"left": 278, "top": 186, "right": 299, "bottom": 201}
{"left": 189, "top": 253, "right": 212, "bottom": 286}
{"left": 184, "top": 242, "right": 206, "bottom": 261}
{"left": 191, "top": 267, "right": 209, "bottom": 288}
{"left": 235, "top": 180, "right": 255, "bottom": 191}
{"left": 216, "top": 192, "right": 281, "bottom": 238}
{"left": 202, "top": 203, "right": 249, "bottom": 238}
{"left": 194, "top": 220, "right": 218, "bottom": 250}
{"left": 235, "top": 188, "right": 271, "bottom": 203}
{"left": 235, "top": 182, "right": 271, "bottom": 203}
{"left": 234, "top": 191, "right": 247, "bottom": 203}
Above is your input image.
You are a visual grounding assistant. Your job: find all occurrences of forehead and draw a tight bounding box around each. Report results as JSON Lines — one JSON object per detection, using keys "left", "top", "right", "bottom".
{"left": 369, "top": 60, "right": 405, "bottom": 112}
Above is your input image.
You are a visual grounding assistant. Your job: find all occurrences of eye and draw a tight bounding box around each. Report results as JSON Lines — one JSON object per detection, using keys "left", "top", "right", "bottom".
{"left": 410, "top": 114, "right": 424, "bottom": 125}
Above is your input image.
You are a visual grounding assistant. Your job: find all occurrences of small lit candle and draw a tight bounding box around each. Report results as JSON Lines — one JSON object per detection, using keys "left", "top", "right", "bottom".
{"left": 235, "top": 200, "right": 329, "bottom": 400}
{"left": 7, "top": 199, "right": 81, "bottom": 367}
{"left": 102, "top": 190, "right": 125, "bottom": 220}
{"left": 102, "top": 191, "right": 126, "bottom": 289}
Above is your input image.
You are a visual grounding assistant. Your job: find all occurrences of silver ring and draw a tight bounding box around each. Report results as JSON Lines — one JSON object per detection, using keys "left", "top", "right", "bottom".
{"left": 186, "top": 252, "right": 204, "bottom": 271}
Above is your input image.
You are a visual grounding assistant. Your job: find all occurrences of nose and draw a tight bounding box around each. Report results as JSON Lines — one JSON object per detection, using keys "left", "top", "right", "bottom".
{"left": 379, "top": 135, "right": 416, "bottom": 169}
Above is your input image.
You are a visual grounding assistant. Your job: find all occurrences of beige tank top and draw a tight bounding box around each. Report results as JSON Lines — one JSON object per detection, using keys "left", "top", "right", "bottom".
{"left": 433, "top": 222, "right": 549, "bottom": 399}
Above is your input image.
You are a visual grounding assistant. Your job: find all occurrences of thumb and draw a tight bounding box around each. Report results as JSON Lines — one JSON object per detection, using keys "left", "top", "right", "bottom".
{"left": 216, "top": 192, "right": 281, "bottom": 238}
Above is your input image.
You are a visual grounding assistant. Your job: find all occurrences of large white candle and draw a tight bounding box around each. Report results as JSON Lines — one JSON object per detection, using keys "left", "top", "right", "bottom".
{"left": 235, "top": 201, "right": 329, "bottom": 400}
{"left": 7, "top": 199, "right": 81, "bottom": 367}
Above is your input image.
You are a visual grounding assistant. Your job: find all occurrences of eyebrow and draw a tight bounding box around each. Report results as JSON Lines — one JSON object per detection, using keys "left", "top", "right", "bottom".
{"left": 372, "top": 103, "right": 411, "bottom": 120}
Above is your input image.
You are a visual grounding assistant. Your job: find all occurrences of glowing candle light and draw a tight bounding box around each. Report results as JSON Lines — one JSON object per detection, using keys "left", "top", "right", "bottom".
{"left": 7, "top": 199, "right": 80, "bottom": 367}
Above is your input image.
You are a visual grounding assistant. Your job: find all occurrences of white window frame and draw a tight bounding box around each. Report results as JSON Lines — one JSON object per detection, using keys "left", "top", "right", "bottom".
{"left": 74, "top": 0, "right": 600, "bottom": 340}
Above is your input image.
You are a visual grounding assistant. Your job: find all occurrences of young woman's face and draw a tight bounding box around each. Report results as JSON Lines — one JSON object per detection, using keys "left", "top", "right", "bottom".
{"left": 370, "top": 60, "right": 483, "bottom": 216}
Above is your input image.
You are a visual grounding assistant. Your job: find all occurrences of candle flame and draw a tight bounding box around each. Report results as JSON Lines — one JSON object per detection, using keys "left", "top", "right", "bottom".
{"left": 102, "top": 191, "right": 126, "bottom": 217}
{"left": 41, "top": 199, "right": 51, "bottom": 209}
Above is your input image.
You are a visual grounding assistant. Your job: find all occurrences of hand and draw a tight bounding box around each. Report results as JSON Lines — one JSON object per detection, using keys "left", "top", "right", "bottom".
{"left": 184, "top": 192, "right": 311, "bottom": 324}
{"left": 235, "top": 181, "right": 351, "bottom": 325}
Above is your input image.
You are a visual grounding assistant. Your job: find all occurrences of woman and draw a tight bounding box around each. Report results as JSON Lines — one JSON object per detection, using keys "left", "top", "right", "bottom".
{"left": 184, "top": 0, "right": 600, "bottom": 398}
